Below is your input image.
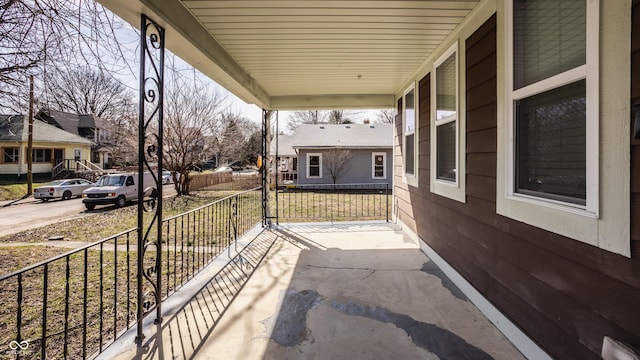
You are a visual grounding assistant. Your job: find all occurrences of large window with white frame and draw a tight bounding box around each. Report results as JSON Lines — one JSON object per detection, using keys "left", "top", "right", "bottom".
{"left": 372, "top": 152, "right": 386, "bottom": 179}
{"left": 403, "top": 85, "right": 418, "bottom": 185}
{"left": 430, "top": 42, "right": 465, "bottom": 203}
{"left": 434, "top": 44, "right": 458, "bottom": 183}
{"left": 507, "top": 0, "right": 597, "bottom": 213}
{"left": 307, "top": 153, "right": 322, "bottom": 178}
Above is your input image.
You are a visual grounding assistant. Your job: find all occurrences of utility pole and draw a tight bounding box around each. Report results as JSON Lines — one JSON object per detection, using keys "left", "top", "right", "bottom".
{"left": 27, "top": 75, "right": 34, "bottom": 195}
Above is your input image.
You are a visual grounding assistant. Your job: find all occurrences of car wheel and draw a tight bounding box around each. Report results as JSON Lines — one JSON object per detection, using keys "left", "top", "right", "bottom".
{"left": 116, "top": 195, "right": 126, "bottom": 208}
{"left": 85, "top": 204, "right": 95, "bottom": 210}
{"left": 41, "top": 198, "right": 49, "bottom": 202}
{"left": 62, "top": 191, "right": 72, "bottom": 200}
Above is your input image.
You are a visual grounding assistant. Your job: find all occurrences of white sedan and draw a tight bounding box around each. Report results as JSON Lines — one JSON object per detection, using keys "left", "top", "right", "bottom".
{"left": 33, "top": 178, "right": 96, "bottom": 201}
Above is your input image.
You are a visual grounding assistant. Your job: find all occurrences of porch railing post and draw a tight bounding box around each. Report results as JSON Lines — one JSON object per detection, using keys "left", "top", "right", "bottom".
{"left": 136, "top": 13, "right": 165, "bottom": 343}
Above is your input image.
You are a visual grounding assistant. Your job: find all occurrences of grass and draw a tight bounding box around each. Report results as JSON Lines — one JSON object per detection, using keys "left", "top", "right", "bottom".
{"left": 0, "top": 182, "right": 47, "bottom": 202}
{"left": 0, "top": 188, "right": 263, "bottom": 359}
{"left": 270, "top": 189, "right": 392, "bottom": 222}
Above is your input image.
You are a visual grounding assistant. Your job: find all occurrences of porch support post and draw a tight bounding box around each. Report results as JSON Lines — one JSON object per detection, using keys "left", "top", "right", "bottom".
{"left": 136, "top": 13, "right": 165, "bottom": 343}
{"left": 262, "top": 109, "right": 271, "bottom": 226}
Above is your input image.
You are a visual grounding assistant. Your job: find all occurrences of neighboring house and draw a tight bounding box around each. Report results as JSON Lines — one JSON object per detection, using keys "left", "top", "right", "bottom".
{"left": 36, "top": 108, "right": 112, "bottom": 168}
{"left": 273, "top": 123, "right": 392, "bottom": 187}
{"left": 0, "top": 115, "right": 93, "bottom": 180}
{"left": 270, "top": 134, "right": 298, "bottom": 183}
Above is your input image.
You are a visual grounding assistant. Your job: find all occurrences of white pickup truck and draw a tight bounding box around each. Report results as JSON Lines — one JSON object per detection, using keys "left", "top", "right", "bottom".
{"left": 82, "top": 172, "right": 156, "bottom": 210}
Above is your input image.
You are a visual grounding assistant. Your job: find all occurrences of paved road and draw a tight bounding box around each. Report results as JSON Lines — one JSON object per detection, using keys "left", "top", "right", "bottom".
{"left": 0, "top": 185, "right": 176, "bottom": 238}
{"left": 0, "top": 197, "right": 90, "bottom": 237}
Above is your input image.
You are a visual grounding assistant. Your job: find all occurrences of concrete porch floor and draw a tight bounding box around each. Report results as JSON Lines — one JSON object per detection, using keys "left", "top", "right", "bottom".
{"left": 103, "top": 222, "right": 526, "bottom": 360}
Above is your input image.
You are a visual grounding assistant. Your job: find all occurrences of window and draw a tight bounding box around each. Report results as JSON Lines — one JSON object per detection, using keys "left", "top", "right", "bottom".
{"left": 496, "top": 0, "right": 634, "bottom": 257}
{"left": 403, "top": 84, "right": 418, "bottom": 186}
{"left": 507, "top": 0, "right": 596, "bottom": 212}
{"left": 307, "top": 153, "right": 322, "bottom": 178}
{"left": 2, "top": 147, "right": 19, "bottom": 163}
{"left": 430, "top": 42, "right": 466, "bottom": 203}
{"left": 292, "top": 157, "right": 298, "bottom": 171}
{"left": 32, "top": 148, "right": 52, "bottom": 163}
{"left": 434, "top": 45, "right": 458, "bottom": 182}
{"left": 372, "top": 152, "right": 386, "bottom": 179}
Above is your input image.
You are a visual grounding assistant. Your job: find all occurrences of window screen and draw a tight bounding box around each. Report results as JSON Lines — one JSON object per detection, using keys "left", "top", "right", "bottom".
{"left": 405, "top": 134, "right": 414, "bottom": 175}
{"left": 435, "top": 50, "right": 457, "bottom": 182}
{"left": 513, "top": 0, "right": 586, "bottom": 89}
{"left": 515, "top": 80, "right": 586, "bottom": 204}
{"left": 437, "top": 122, "right": 456, "bottom": 181}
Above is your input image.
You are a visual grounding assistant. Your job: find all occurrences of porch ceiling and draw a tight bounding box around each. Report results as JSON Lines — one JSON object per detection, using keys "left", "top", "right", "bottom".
{"left": 97, "top": 0, "right": 480, "bottom": 110}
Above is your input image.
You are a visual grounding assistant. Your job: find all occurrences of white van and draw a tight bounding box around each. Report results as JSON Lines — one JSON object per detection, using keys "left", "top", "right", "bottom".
{"left": 82, "top": 172, "right": 156, "bottom": 210}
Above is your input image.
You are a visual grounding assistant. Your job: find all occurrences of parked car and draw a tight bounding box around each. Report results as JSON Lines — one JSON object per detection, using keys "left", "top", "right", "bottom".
{"left": 33, "top": 178, "right": 95, "bottom": 201}
{"left": 162, "top": 170, "right": 172, "bottom": 185}
{"left": 82, "top": 172, "right": 156, "bottom": 210}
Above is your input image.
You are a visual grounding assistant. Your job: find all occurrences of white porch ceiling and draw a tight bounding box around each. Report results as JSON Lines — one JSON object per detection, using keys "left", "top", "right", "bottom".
{"left": 97, "top": 0, "right": 480, "bottom": 110}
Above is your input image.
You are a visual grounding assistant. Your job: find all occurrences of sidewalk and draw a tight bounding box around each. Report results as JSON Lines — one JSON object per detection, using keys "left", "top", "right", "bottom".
{"left": 0, "top": 195, "right": 38, "bottom": 207}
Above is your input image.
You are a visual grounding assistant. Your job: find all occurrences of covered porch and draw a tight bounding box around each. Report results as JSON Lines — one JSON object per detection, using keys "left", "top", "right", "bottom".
{"left": 18, "top": 0, "right": 634, "bottom": 359}
{"left": 99, "top": 222, "right": 526, "bottom": 360}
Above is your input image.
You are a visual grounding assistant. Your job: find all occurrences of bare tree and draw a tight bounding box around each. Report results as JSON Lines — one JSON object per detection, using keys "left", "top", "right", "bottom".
{"left": 376, "top": 109, "right": 396, "bottom": 124}
{"left": 43, "top": 67, "right": 134, "bottom": 121}
{"left": 0, "top": 0, "right": 138, "bottom": 112}
{"left": 287, "top": 109, "right": 364, "bottom": 133}
{"left": 216, "top": 111, "right": 260, "bottom": 165}
{"left": 163, "top": 76, "right": 226, "bottom": 196}
{"left": 40, "top": 66, "right": 137, "bottom": 166}
{"left": 286, "top": 110, "right": 327, "bottom": 133}
{"left": 327, "top": 110, "right": 361, "bottom": 124}
{"left": 323, "top": 149, "right": 353, "bottom": 184}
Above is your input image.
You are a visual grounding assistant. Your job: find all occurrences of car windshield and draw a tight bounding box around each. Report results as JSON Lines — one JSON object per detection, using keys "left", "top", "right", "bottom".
{"left": 97, "top": 175, "right": 125, "bottom": 186}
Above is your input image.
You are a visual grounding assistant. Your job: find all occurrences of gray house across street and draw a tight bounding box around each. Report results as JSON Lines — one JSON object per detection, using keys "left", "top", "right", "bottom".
{"left": 273, "top": 123, "right": 393, "bottom": 187}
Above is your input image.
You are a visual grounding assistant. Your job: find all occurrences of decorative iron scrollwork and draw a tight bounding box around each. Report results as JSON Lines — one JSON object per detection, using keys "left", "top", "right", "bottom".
{"left": 136, "top": 14, "right": 165, "bottom": 343}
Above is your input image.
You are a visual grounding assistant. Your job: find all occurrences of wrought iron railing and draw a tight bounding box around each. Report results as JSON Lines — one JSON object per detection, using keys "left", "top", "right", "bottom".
{"left": 273, "top": 183, "right": 391, "bottom": 223}
{"left": 0, "top": 187, "right": 262, "bottom": 359}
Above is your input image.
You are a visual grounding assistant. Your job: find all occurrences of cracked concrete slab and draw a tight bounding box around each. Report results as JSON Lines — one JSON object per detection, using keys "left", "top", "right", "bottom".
{"left": 193, "top": 223, "right": 525, "bottom": 360}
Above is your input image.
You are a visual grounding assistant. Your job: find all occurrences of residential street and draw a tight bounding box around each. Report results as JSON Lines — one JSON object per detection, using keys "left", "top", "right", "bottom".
{"left": 0, "top": 184, "right": 176, "bottom": 238}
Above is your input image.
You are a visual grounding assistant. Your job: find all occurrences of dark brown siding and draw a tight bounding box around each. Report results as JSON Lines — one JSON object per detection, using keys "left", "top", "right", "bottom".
{"left": 632, "top": 0, "right": 640, "bottom": 256}
{"left": 395, "top": 14, "right": 640, "bottom": 359}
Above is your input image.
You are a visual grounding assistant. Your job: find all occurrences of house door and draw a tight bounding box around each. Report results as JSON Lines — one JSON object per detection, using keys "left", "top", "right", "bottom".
{"left": 53, "top": 149, "right": 63, "bottom": 165}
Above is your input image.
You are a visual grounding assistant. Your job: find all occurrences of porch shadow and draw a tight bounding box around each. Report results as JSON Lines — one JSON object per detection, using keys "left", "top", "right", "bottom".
{"left": 191, "top": 222, "right": 526, "bottom": 360}
{"left": 97, "top": 226, "right": 281, "bottom": 360}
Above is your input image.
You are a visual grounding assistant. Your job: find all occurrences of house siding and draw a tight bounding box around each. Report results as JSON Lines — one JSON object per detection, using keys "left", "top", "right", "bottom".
{"left": 0, "top": 141, "right": 91, "bottom": 176}
{"left": 394, "top": 13, "right": 640, "bottom": 360}
{"left": 298, "top": 148, "right": 392, "bottom": 186}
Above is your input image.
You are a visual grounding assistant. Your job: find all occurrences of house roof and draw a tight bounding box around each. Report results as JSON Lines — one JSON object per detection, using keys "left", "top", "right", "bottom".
{"left": 272, "top": 123, "right": 392, "bottom": 155}
{"left": 36, "top": 109, "right": 104, "bottom": 135}
{"left": 96, "top": 0, "right": 481, "bottom": 110}
{"left": 0, "top": 114, "right": 93, "bottom": 145}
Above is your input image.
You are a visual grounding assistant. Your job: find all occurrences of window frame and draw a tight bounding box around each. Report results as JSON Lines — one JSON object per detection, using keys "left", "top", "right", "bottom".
{"left": 372, "top": 152, "right": 386, "bottom": 179}
{"left": 306, "top": 153, "right": 322, "bottom": 179}
{"left": 430, "top": 41, "right": 466, "bottom": 203}
{"left": 504, "top": 0, "right": 599, "bottom": 216}
{"left": 495, "top": 0, "right": 635, "bottom": 257}
{"left": 2, "top": 147, "right": 20, "bottom": 163}
{"left": 32, "top": 148, "right": 52, "bottom": 163}
{"left": 402, "top": 83, "right": 419, "bottom": 187}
